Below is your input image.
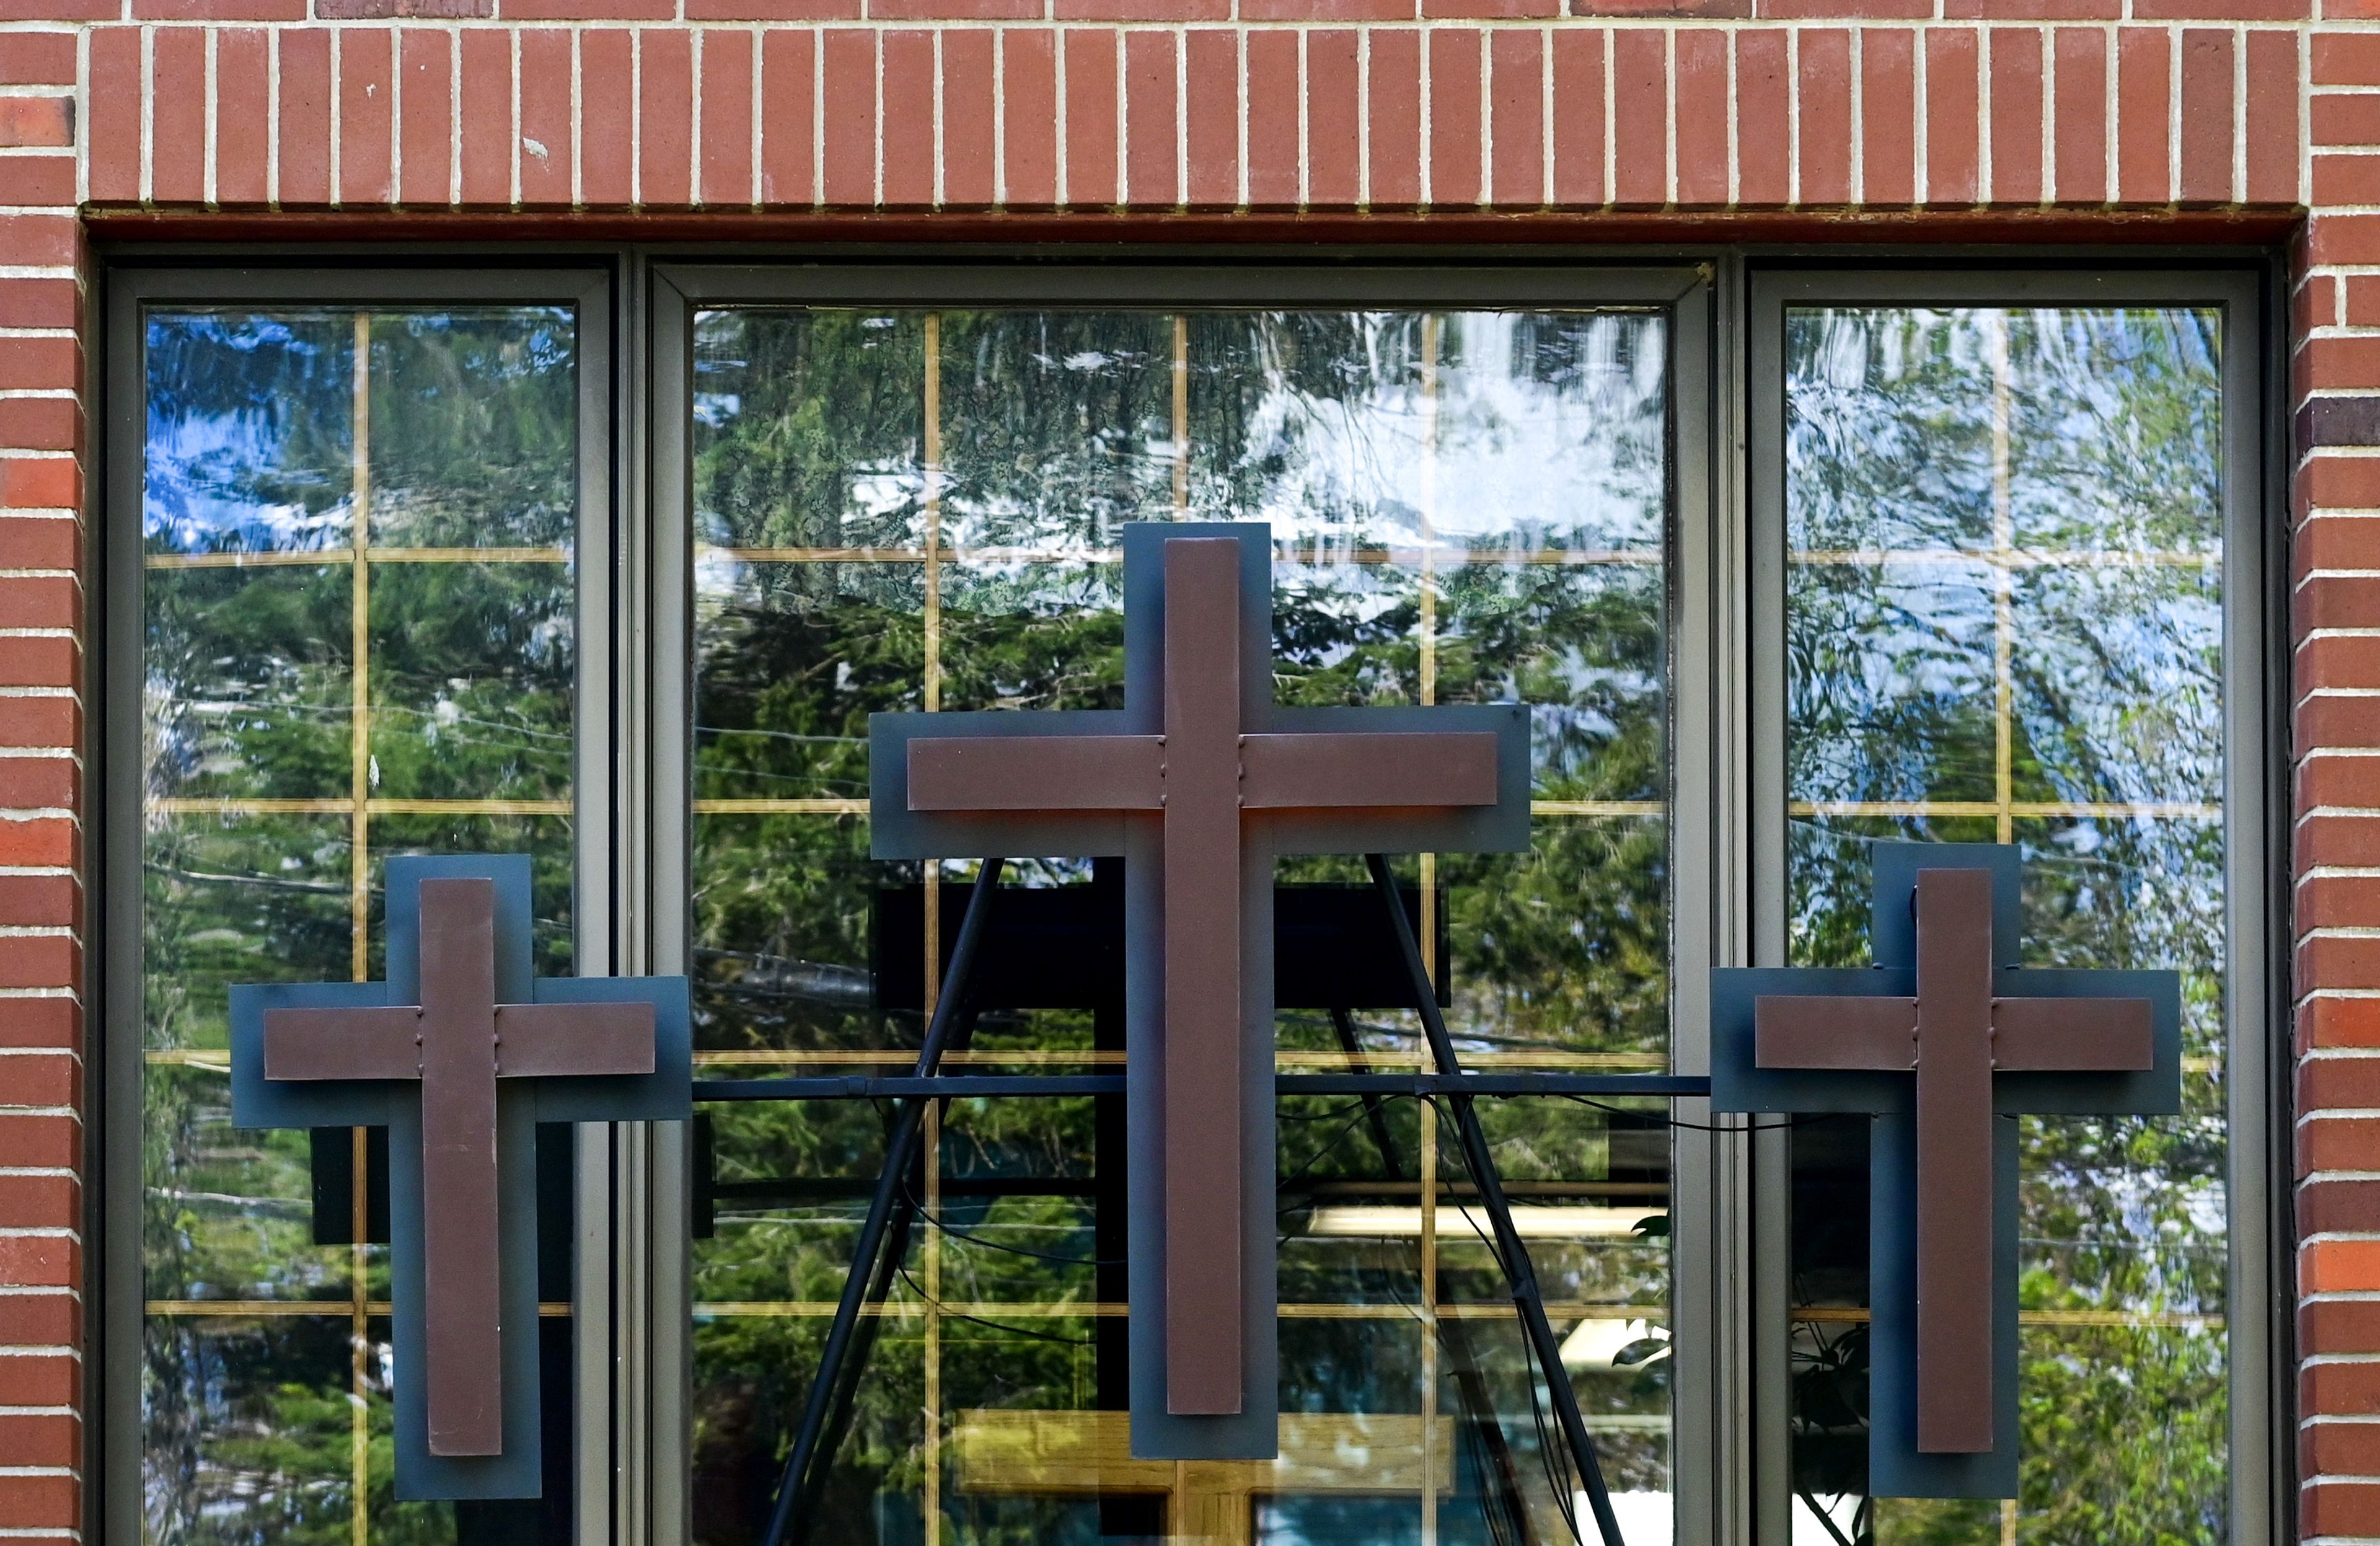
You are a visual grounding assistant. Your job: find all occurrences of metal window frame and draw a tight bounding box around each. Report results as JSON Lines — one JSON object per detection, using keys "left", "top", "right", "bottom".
{"left": 87, "top": 245, "right": 2285, "bottom": 1546}
{"left": 97, "top": 263, "right": 624, "bottom": 1546}
{"left": 645, "top": 257, "right": 1735, "bottom": 1546}
{"left": 1743, "top": 265, "right": 2284, "bottom": 1546}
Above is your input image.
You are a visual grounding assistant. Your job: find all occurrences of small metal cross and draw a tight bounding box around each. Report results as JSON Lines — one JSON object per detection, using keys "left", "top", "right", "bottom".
{"left": 260, "top": 876, "right": 656, "bottom": 1457}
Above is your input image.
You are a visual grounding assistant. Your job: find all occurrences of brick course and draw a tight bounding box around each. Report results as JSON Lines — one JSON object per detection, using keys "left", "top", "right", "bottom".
{"left": 0, "top": 0, "right": 2361, "bottom": 1535}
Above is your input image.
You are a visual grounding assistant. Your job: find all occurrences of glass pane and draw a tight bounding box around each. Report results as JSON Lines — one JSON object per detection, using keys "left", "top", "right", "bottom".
{"left": 1781, "top": 306, "right": 2228, "bottom": 1545}
{"left": 689, "top": 304, "right": 1673, "bottom": 1545}
{"left": 138, "top": 307, "right": 581, "bottom": 1546}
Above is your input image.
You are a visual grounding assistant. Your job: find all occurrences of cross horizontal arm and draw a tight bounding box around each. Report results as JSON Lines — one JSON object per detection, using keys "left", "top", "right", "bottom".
{"left": 492, "top": 1003, "right": 658, "bottom": 1078}
{"left": 1238, "top": 733, "right": 1499, "bottom": 810}
{"left": 907, "top": 735, "right": 1165, "bottom": 812}
{"left": 1990, "top": 997, "right": 2154, "bottom": 1071}
{"left": 1754, "top": 995, "right": 1919, "bottom": 1070}
{"left": 262, "top": 1006, "right": 425, "bottom": 1082}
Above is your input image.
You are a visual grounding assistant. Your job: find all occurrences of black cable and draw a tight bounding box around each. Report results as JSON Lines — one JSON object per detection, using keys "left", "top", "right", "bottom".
{"left": 1553, "top": 1094, "right": 1852, "bottom": 1134}
{"left": 890, "top": 1261, "right": 1098, "bottom": 1346}
{"left": 1422, "top": 1094, "right": 1589, "bottom": 1546}
{"left": 899, "top": 1172, "right": 1119, "bottom": 1267}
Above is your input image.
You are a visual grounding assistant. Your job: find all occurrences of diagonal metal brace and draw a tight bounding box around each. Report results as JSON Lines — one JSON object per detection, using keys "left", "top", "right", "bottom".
{"left": 759, "top": 859, "right": 1009, "bottom": 1546}
{"left": 1365, "top": 854, "right": 1629, "bottom": 1546}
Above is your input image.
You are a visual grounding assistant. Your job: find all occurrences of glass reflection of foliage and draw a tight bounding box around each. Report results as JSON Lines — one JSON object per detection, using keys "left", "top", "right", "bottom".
{"left": 688, "top": 305, "right": 1673, "bottom": 1546}
{"left": 367, "top": 312, "right": 577, "bottom": 548}
{"left": 693, "top": 309, "right": 927, "bottom": 550}
{"left": 138, "top": 307, "right": 578, "bottom": 1546}
{"left": 1782, "top": 308, "right": 2228, "bottom": 1546}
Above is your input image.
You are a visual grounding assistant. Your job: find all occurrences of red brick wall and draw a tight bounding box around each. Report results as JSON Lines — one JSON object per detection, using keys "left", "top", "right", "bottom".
{"left": 0, "top": 0, "right": 2351, "bottom": 1536}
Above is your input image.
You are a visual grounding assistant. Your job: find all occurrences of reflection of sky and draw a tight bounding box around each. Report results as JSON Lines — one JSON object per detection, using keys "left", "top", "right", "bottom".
{"left": 1786, "top": 307, "right": 2221, "bottom": 556}
{"left": 144, "top": 313, "right": 353, "bottom": 554}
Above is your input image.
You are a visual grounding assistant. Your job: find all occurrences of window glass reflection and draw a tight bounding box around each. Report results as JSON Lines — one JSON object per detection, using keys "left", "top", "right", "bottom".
{"left": 1782, "top": 307, "right": 2228, "bottom": 1546}
{"left": 138, "top": 307, "right": 580, "bottom": 1546}
{"left": 689, "top": 307, "right": 1674, "bottom": 1546}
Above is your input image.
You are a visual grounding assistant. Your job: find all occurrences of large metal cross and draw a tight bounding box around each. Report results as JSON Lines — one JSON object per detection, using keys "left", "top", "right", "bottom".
{"left": 231, "top": 855, "right": 692, "bottom": 1499}
{"left": 1711, "top": 843, "right": 2181, "bottom": 1498}
{"left": 870, "top": 522, "right": 1530, "bottom": 1459}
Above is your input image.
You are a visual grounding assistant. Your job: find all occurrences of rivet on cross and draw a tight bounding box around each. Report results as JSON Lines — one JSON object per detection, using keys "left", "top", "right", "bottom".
{"left": 231, "top": 855, "right": 692, "bottom": 1499}
{"left": 1710, "top": 843, "right": 2181, "bottom": 1499}
{"left": 870, "top": 523, "right": 1530, "bottom": 1455}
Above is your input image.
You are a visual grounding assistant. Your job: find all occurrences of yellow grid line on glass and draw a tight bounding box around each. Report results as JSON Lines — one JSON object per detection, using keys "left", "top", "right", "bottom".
{"left": 144, "top": 546, "right": 572, "bottom": 568}
{"left": 699, "top": 544, "right": 1666, "bottom": 567}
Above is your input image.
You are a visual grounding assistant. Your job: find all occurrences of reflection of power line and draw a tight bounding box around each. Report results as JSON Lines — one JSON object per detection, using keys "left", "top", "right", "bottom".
{"left": 142, "top": 861, "right": 345, "bottom": 896}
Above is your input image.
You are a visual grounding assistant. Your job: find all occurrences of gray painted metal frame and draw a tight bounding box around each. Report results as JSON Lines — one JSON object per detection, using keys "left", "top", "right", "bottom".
{"left": 646, "top": 255, "right": 1727, "bottom": 1542}
{"left": 1743, "top": 266, "right": 2276, "bottom": 1545}
{"left": 100, "top": 264, "right": 619, "bottom": 1546}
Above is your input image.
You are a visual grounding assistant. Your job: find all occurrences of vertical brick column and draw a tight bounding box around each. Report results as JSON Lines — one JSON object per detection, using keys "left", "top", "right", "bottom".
{"left": 0, "top": 24, "right": 85, "bottom": 1546}
{"left": 2301, "top": 23, "right": 2380, "bottom": 1541}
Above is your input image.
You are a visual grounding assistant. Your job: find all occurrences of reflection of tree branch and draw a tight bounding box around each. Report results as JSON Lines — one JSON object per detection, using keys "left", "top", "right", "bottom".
{"left": 142, "top": 861, "right": 345, "bottom": 896}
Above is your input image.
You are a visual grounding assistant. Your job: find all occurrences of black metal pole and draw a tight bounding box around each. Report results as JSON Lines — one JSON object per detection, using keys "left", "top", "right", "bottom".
{"left": 1328, "top": 1005, "right": 1540, "bottom": 1546}
{"left": 1364, "top": 854, "right": 1628, "bottom": 1546}
{"left": 759, "top": 857, "right": 1009, "bottom": 1546}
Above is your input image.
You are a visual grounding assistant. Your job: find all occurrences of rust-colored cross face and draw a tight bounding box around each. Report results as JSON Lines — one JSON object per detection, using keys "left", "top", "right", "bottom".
{"left": 260, "top": 877, "right": 656, "bottom": 1457}
{"left": 909, "top": 539, "right": 1497, "bottom": 1415}
{"left": 1753, "top": 868, "right": 2154, "bottom": 1454}
{"left": 871, "top": 524, "right": 1531, "bottom": 1453}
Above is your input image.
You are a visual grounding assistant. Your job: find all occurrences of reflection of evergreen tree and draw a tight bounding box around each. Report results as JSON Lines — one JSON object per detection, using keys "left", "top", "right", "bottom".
{"left": 686, "top": 309, "right": 1679, "bottom": 1545}
{"left": 1784, "top": 309, "right": 2231, "bottom": 1546}
{"left": 139, "top": 309, "right": 579, "bottom": 1546}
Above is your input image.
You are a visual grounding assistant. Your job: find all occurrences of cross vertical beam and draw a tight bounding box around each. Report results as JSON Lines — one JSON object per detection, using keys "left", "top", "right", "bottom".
{"left": 1161, "top": 538, "right": 1245, "bottom": 1415}
{"left": 1910, "top": 868, "right": 1996, "bottom": 1454}
{"left": 418, "top": 878, "right": 506, "bottom": 1455}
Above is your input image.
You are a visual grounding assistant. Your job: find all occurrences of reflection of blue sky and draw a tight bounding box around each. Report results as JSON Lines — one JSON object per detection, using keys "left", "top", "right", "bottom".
{"left": 144, "top": 313, "right": 353, "bottom": 554}
{"left": 1787, "top": 307, "right": 2221, "bottom": 557}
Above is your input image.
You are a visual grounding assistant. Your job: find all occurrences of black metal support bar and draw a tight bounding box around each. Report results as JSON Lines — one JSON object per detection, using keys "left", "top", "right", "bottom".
{"left": 1285, "top": 1073, "right": 1708, "bottom": 1098}
{"left": 759, "top": 857, "right": 1008, "bottom": 1546}
{"left": 1364, "top": 854, "right": 1628, "bottom": 1546}
{"left": 1328, "top": 1007, "right": 1540, "bottom": 1546}
{"left": 695, "top": 1072, "right": 1709, "bottom": 1102}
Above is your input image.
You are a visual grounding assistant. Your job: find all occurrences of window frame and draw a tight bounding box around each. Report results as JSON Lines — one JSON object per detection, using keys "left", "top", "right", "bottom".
{"left": 92, "top": 250, "right": 2284, "bottom": 1546}
{"left": 1743, "top": 267, "right": 2285, "bottom": 1546}
{"left": 648, "top": 257, "right": 1727, "bottom": 1545}
{"left": 99, "top": 264, "right": 624, "bottom": 1546}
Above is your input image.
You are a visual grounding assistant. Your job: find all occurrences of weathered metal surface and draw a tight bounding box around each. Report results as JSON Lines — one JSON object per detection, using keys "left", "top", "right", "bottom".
{"left": 1712, "top": 842, "right": 2182, "bottom": 1498}
{"left": 868, "top": 522, "right": 1531, "bottom": 1459}
{"left": 230, "top": 855, "right": 692, "bottom": 1499}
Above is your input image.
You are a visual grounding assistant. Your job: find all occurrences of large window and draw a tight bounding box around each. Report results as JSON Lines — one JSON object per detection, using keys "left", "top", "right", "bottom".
{"left": 105, "top": 260, "right": 2274, "bottom": 1546}
{"left": 681, "top": 298, "right": 1678, "bottom": 1546}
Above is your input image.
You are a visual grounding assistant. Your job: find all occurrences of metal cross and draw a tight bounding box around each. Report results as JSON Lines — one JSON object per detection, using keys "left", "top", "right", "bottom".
{"left": 870, "top": 521, "right": 1530, "bottom": 1455}
{"left": 1710, "top": 842, "right": 2180, "bottom": 1498}
{"left": 260, "top": 876, "right": 655, "bottom": 1455}
{"left": 231, "top": 854, "right": 692, "bottom": 1498}
{"left": 1753, "top": 867, "right": 2151, "bottom": 1454}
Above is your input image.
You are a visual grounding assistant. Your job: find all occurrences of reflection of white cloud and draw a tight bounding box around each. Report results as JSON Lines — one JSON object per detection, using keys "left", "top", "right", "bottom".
{"left": 1791, "top": 1493, "right": 1859, "bottom": 1546}
{"left": 1559, "top": 1315, "right": 1669, "bottom": 1369}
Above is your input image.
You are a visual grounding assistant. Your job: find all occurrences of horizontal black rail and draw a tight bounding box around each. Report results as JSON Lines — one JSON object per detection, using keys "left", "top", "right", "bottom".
{"left": 693, "top": 1072, "right": 1712, "bottom": 1102}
